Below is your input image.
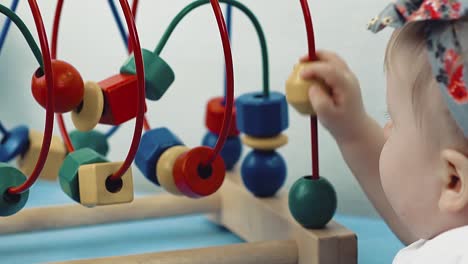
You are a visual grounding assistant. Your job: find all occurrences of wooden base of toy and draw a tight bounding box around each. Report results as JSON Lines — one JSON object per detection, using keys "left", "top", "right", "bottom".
{"left": 0, "top": 173, "right": 357, "bottom": 264}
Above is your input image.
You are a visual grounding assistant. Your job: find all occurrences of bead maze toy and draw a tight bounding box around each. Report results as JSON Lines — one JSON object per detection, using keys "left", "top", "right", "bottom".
{"left": 0, "top": 0, "right": 357, "bottom": 263}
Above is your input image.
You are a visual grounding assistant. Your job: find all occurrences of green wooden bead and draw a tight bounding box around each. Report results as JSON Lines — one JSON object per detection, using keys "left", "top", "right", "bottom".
{"left": 288, "top": 176, "right": 337, "bottom": 229}
{"left": 59, "top": 148, "right": 108, "bottom": 203}
{"left": 69, "top": 130, "right": 109, "bottom": 157}
{"left": 120, "top": 48, "right": 175, "bottom": 101}
{"left": 0, "top": 163, "right": 29, "bottom": 216}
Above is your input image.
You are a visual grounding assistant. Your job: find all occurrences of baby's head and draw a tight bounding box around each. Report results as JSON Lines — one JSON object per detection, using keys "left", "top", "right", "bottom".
{"left": 380, "top": 20, "right": 468, "bottom": 240}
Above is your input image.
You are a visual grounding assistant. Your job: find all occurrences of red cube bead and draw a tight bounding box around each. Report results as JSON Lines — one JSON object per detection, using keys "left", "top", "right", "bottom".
{"left": 173, "top": 146, "right": 225, "bottom": 198}
{"left": 205, "top": 97, "right": 239, "bottom": 136}
{"left": 98, "top": 74, "right": 147, "bottom": 125}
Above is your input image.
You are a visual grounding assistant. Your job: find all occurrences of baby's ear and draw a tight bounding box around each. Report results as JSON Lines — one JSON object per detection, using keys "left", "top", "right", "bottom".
{"left": 439, "top": 149, "right": 468, "bottom": 213}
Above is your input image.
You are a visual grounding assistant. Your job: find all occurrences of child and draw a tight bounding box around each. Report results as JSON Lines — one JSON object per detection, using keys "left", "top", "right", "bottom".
{"left": 301, "top": 0, "right": 468, "bottom": 262}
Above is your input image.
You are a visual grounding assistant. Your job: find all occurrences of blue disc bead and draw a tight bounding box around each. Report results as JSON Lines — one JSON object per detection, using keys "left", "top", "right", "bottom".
{"left": 241, "top": 150, "right": 287, "bottom": 197}
{"left": 202, "top": 131, "right": 242, "bottom": 170}
{"left": 135, "top": 127, "right": 183, "bottom": 186}
{"left": 0, "top": 126, "right": 29, "bottom": 162}
{"left": 236, "top": 92, "right": 289, "bottom": 137}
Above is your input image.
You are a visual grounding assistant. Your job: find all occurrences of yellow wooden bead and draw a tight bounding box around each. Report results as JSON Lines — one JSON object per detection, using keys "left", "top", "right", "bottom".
{"left": 156, "top": 145, "right": 189, "bottom": 196}
{"left": 17, "top": 130, "right": 67, "bottom": 181}
{"left": 285, "top": 62, "right": 327, "bottom": 115}
{"left": 72, "top": 81, "right": 104, "bottom": 132}
{"left": 78, "top": 162, "right": 134, "bottom": 207}
{"left": 241, "top": 134, "right": 288, "bottom": 151}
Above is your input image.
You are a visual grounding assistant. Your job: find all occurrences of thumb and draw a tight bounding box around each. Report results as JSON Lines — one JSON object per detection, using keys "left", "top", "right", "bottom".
{"left": 308, "top": 84, "right": 334, "bottom": 116}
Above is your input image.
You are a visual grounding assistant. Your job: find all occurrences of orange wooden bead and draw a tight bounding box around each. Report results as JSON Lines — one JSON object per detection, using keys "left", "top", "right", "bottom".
{"left": 71, "top": 81, "right": 104, "bottom": 132}
{"left": 78, "top": 162, "right": 134, "bottom": 207}
{"left": 156, "top": 145, "right": 189, "bottom": 196}
{"left": 173, "top": 146, "right": 225, "bottom": 198}
{"left": 98, "top": 74, "right": 147, "bottom": 126}
{"left": 17, "top": 130, "right": 67, "bottom": 181}
{"left": 205, "top": 97, "right": 239, "bottom": 136}
{"left": 285, "top": 62, "right": 328, "bottom": 115}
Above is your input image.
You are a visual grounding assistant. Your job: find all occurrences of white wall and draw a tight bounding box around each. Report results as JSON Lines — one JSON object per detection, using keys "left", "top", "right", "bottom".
{"left": 0, "top": 0, "right": 392, "bottom": 217}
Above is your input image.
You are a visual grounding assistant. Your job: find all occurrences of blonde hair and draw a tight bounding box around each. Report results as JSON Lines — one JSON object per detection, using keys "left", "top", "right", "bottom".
{"left": 384, "top": 20, "right": 468, "bottom": 148}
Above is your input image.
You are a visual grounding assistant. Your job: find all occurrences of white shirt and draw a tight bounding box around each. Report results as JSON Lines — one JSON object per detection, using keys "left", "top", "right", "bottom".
{"left": 393, "top": 226, "right": 468, "bottom": 264}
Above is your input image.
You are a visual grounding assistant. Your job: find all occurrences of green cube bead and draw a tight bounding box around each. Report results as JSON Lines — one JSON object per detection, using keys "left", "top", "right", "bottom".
{"left": 0, "top": 163, "right": 29, "bottom": 216}
{"left": 120, "top": 48, "right": 175, "bottom": 101}
{"left": 59, "top": 148, "right": 108, "bottom": 203}
{"left": 70, "top": 130, "right": 110, "bottom": 157}
{"left": 289, "top": 176, "right": 337, "bottom": 229}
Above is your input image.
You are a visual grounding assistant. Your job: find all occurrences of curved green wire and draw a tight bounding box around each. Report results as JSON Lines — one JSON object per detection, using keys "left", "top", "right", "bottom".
{"left": 155, "top": 0, "right": 270, "bottom": 97}
{"left": 0, "top": 3, "right": 43, "bottom": 69}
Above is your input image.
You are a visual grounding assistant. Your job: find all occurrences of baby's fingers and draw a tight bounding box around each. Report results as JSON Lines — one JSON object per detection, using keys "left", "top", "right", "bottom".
{"left": 308, "top": 83, "right": 335, "bottom": 116}
{"left": 300, "top": 62, "right": 348, "bottom": 92}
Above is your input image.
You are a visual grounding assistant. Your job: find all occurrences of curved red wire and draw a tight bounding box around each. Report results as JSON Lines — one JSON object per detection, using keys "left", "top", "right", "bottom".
{"left": 207, "top": 0, "right": 235, "bottom": 164}
{"left": 110, "top": 0, "right": 145, "bottom": 181}
{"left": 50, "top": 0, "right": 76, "bottom": 153}
{"left": 299, "top": 0, "right": 319, "bottom": 179}
{"left": 128, "top": 0, "right": 139, "bottom": 53}
{"left": 9, "top": 0, "right": 55, "bottom": 194}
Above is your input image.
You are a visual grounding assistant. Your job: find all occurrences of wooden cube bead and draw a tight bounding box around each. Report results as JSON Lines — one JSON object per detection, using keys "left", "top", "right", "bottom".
{"left": 241, "top": 134, "right": 288, "bottom": 151}
{"left": 173, "top": 146, "right": 225, "bottom": 198}
{"left": 285, "top": 62, "right": 328, "bottom": 115}
{"left": 78, "top": 162, "right": 134, "bottom": 207}
{"left": 71, "top": 81, "right": 104, "bottom": 132}
{"left": 120, "top": 48, "right": 175, "bottom": 101}
{"left": 0, "top": 163, "right": 29, "bottom": 216}
{"left": 236, "top": 92, "right": 289, "bottom": 137}
{"left": 156, "top": 145, "right": 189, "bottom": 196}
{"left": 59, "top": 148, "right": 108, "bottom": 203}
{"left": 17, "top": 130, "right": 67, "bottom": 181}
{"left": 98, "top": 74, "right": 147, "bottom": 126}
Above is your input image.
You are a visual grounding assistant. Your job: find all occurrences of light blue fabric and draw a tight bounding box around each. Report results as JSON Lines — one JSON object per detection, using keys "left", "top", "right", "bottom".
{"left": 0, "top": 181, "right": 403, "bottom": 263}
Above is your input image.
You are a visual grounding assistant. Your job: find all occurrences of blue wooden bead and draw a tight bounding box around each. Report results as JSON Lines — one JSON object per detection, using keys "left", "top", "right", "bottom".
{"left": 59, "top": 148, "right": 108, "bottom": 203}
{"left": 0, "top": 163, "right": 29, "bottom": 216}
{"left": 0, "top": 126, "right": 29, "bottom": 162}
{"left": 120, "top": 48, "right": 175, "bottom": 101}
{"left": 135, "top": 127, "right": 183, "bottom": 186}
{"left": 241, "top": 150, "right": 286, "bottom": 197}
{"left": 70, "top": 130, "right": 110, "bottom": 157}
{"left": 236, "top": 92, "right": 289, "bottom": 137}
{"left": 202, "top": 131, "right": 242, "bottom": 171}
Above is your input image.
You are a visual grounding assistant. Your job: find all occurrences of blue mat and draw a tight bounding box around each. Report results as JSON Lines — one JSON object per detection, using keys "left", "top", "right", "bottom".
{"left": 0, "top": 181, "right": 403, "bottom": 263}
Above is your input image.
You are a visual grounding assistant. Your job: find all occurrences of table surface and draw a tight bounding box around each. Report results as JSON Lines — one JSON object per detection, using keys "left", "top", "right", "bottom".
{"left": 0, "top": 180, "right": 404, "bottom": 264}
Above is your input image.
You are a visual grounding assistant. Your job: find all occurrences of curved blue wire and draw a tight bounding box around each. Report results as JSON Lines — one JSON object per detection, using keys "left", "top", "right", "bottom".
{"left": 223, "top": 4, "right": 232, "bottom": 99}
{"left": 104, "top": 0, "right": 133, "bottom": 138}
{"left": 108, "top": 0, "right": 128, "bottom": 47}
{"left": 0, "top": 0, "right": 20, "bottom": 55}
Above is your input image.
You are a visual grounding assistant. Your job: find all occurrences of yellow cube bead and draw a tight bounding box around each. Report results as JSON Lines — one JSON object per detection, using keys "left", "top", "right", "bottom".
{"left": 78, "top": 162, "right": 134, "bottom": 207}
{"left": 285, "top": 62, "right": 327, "bottom": 115}
{"left": 17, "top": 130, "right": 67, "bottom": 181}
{"left": 157, "top": 145, "right": 189, "bottom": 196}
{"left": 241, "top": 134, "right": 288, "bottom": 151}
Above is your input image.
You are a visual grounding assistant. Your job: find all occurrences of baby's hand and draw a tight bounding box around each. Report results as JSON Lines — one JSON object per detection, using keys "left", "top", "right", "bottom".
{"left": 301, "top": 50, "right": 367, "bottom": 143}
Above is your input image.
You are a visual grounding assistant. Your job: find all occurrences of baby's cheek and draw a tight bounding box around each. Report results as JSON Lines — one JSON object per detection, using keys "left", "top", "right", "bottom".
{"left": 383, "top": 121, "right": 393, "bottom": 141}
{"left": 379, "top": 140, "right": 403, "bottom": 212}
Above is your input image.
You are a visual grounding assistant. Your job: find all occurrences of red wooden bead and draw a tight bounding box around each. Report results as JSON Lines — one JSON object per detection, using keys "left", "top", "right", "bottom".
{"left": 31, "top": 60, "right": 84, "bottom": 113}
{"left": 205, "top": 97, "right": 239, "bottom": 136}
{"left": 173, "top": 146, "right": 225, "bottom": 198}
{"left": 98, "top": 74, "right": 147, "bottom": 126}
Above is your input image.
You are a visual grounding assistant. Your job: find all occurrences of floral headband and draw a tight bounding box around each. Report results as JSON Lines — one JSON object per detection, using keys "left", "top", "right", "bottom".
{"left": 368, "top": 0, "right": 468, "bottom": 137}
